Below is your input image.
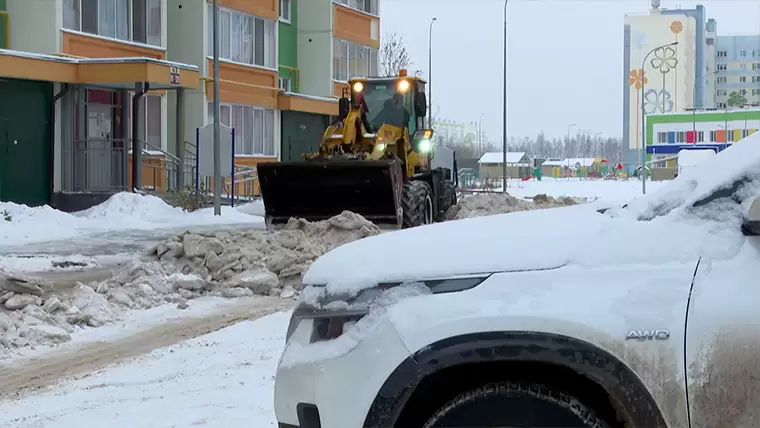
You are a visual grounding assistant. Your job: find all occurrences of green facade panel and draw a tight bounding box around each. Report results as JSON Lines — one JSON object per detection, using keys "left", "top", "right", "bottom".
{"left": 646, "top": 109, "right": 760, "bottom": 147}
{"left": 0, "top": 0, "right": 8, "bottom": 49}
{"left": 281, "top": 111, "right": 330, "bottom": 161}
{"left": 0, "top": 79, "right": 53, "bottom": 207}
{"left": 278, "top": 0, "right": 298, "bottom": 92}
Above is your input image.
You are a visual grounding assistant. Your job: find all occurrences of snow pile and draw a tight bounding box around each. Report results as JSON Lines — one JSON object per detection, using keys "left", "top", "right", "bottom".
{"left": 74, "top": 192, "right": 256, "bottom": 227}
{"left": 0, "top": 211, "right": 378, "bottom": 355}
{"left": 0, "top": 192, "right": 262, "bottom": 246}
{"left": 445, "top": 193, "right": 579, "bottom": 220}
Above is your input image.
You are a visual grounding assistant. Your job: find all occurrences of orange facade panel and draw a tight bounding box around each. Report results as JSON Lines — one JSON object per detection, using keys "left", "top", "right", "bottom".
{"left": 206, "top": 60, "right": 278, "bottom": 108}
{"left": 333, "top": 4, "right": 379, "bottom": 48}
{"left": 279, "top": 94, "right": 338, "bottom": 116}
{"left": 208, "top": 0, "right": 277, "bottom": 21}
{"left": 61, "top": 31, "right": 165, "bottom": 59}
{"left": 0, "top": 54, "right": 77, "bottom": 82}
{"left": 333, "top": 81, "right": 349, "bottom": 98}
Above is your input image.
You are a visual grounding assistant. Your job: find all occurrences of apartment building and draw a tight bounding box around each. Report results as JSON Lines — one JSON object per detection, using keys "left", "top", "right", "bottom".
{"left": 276, "top": 0, "right": 380, "bottom": 160}
{"left": 167, "top": 0, "right": 380, "bottom": 172}
{"left": 622, "top": 1, "right": 712, "bottom": 172}
{"left": 715, "top": 34, "right": 760, "bottom": 108}
{"left": 0, "top": 0, "right": 382, "bottom": 207}
{"left": 0, "top": 0, "right": 198, "bottom": 209}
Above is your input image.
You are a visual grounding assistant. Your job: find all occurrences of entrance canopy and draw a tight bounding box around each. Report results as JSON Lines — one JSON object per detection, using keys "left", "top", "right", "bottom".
{"left": 0, "top": 49, "right": 199, "bottom": 89}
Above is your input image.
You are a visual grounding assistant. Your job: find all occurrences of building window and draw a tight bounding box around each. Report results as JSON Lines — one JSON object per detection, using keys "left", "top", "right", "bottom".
{"left": 717, "top": 102, "right": 727, "bottom": 109}
{"left": 279, "top": 77, "right": 291, "bottom": 92}
{"left": 63, "top": 0, "right": 162, "bottom": 47}
{"left": 752, "top": 63, "right": 760, "bottom": 71}
{"left": 717, "top": 76, "right": 727, "bottom": 84}
{"left": 740, "top": 50, "right": 747, "bottom": 57}
{"left": 334, "top": 0, "right": 378, "bottom": 15}
{"left": 127, "top": 93, "right": 163, "bottom": 150}
{"left": 717, "top": 63, "right": 727, "bottom": 71}
{"left": 279, "top": 0, "right": 291, "bottom": 22}
{"left": 710, "top": 130, "right": 717, "bottom": 141}
{"left": 206, "top": 102, "right": 276, "bottom": 157}
{"left": 740, "top": 89, "right": 747, "bottom": 95}
{"left": 740, "top": 76, "right": 747, "bottom": 83}
{"left": 332, "top": 38, "right": 378, "bottom": 81}
{"left": 207, "top": 5, "right": 276, "bottom": 69}
{"left": 718, "top": 50, "right": 727, "bottom": 57}
{"left": 657, "top": 132, "right": 667, "bottom": 144}
{"left": 697, "top": 131, "right": 705, "bottom": 142}
{"left": 676, "top": 131, "right": 686, "bottom": 143}
{"left": 740, "top": 63, "right": 747, "bottom": 70}
{"left": 753, "top": 89, "right": 760, "bottom": 96}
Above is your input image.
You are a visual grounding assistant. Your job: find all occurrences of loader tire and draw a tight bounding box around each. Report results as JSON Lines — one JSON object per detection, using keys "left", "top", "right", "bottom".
{"left": 402, "top": 181, "right": 434, "bottom": 229}
{"left": 436, "top": 181, "right": 457, "bottom": 222}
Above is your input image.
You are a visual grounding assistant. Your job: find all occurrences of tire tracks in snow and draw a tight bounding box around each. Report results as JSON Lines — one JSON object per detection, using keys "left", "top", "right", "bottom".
{"left": 0, "top": 296, "right": 293, "bottom": 399}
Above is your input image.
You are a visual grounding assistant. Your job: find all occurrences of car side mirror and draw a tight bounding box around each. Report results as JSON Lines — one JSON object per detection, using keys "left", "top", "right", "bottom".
{"left": 742, "top": 197, "right": 760, "bottom": 236}
{"left": 415, "top": 92, "right": 427, "bottom": 117}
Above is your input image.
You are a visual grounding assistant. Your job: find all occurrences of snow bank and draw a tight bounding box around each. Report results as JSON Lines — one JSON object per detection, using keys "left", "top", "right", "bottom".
{"left": 0, "top": 192, "right": 261, "bottom": 246}
{"left": 446, "top": 193, "right": 579, "bottom": 220}
{"left": 0, "top": 211, "right": 377, "bottom": 356}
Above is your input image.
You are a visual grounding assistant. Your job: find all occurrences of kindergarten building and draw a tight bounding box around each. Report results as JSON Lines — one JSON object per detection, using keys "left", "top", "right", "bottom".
{"left": 645, "top": 108, "right": 760, "bottom": 166}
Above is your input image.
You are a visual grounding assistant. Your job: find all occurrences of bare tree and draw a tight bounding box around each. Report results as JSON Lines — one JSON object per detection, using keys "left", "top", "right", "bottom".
{"left": 379, "top": 32, "right": 422, "bottom": 76}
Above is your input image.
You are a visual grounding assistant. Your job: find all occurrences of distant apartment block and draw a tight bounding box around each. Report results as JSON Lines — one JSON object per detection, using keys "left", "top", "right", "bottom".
{"left": 714, "top": 35, "right": 760, "bottom": 108}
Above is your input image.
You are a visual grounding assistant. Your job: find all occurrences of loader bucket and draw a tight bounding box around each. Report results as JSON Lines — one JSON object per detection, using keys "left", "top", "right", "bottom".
{"left": 257, "top": 159, "right": 404, "bottom": 229}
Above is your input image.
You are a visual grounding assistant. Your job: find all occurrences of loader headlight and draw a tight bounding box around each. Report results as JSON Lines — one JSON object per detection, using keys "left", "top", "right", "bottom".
{"left": 419, "top": 139, "right": 432, "bottom": 153}
{"left": 353, "top": 82, "right": 364, "bottom": 92}
{"left": 285, "top": 276, "right": 490, "bottom": 343}
{"left": 375, "top": 143, "right": 386, "bottom": 152}
{"left": 397, "top": 79, "right": 410, "bottom": 93}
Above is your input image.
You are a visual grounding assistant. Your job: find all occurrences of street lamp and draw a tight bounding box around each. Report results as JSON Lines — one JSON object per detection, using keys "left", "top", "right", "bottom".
{"left": 502, "top": 0, "right": 509, "bottom": 192}
{"left": 428, "top": 17, "right": 436, "bottom": 129}
{"left": 641, "top": 41, "right": 678, "bottom": 195}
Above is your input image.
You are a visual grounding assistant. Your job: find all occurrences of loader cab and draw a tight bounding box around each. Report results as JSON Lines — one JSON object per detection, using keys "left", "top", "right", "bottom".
{"left": 349, "top": 72, "right": 427, "bottom": 137}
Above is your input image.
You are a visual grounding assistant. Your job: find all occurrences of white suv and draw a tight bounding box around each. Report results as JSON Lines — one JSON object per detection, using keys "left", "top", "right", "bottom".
{"left": 274, "top": 142, "right": 760, "bottom": 428}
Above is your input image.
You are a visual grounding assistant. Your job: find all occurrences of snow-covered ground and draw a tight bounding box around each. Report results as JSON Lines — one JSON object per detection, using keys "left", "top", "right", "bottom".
{"left": 0, "top": 174, "right": 711, "bottom": 426}
{"left": 0, "top": 310, "right": 289, "bottom": 428}
{"left": 499, "top": 177, "right": 669, "bottom": 203}
{"left": 0, "top": 193, "right": 265, "bottom": 249}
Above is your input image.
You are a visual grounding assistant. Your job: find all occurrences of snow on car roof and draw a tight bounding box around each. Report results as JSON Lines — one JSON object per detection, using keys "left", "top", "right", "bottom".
{"left": 304, "top": 133, "right": 760, "bottom": 294}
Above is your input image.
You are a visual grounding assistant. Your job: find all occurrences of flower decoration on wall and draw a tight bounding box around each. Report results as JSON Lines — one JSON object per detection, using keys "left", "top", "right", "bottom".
{"left": 670, "top": 20, "right": 683, "bottom": 34}
{"left": 650, "top": 46, "right": 678, "bottom": 74}
{"left": 643, "top": 89, "right": 674, "bottom": 114}
{"left": 628, "top": 69, "right": 648, "bottom": 89}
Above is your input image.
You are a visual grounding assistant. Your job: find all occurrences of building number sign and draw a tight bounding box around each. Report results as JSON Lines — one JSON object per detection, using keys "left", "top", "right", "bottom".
{"left": 169, "top": 66, "right": 180, "bottom": 85}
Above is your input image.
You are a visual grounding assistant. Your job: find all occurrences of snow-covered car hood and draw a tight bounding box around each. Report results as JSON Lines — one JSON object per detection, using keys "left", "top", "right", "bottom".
{"left": 304, "top": 133, "right": 760, "bottom": 294}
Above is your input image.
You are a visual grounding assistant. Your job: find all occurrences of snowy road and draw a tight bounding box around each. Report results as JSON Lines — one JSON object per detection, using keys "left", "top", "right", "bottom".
{"left": 0, "top": 302, "right": 291, "bottom": 428}
{"left": 0, "top": 222, "right": 265, "bottom": 257}
{"left": 0, "top": 311, "right": 290, "bottom": 427}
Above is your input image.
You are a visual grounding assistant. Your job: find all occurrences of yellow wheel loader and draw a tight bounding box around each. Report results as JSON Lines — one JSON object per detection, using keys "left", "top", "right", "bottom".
{"left": 257, "top": 69, "right": 458, "bottom": 230}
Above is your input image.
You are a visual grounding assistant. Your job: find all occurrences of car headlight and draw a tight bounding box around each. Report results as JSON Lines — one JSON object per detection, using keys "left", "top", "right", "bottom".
{"left": 285, "top": 276, "right": 490, "bottom": 343}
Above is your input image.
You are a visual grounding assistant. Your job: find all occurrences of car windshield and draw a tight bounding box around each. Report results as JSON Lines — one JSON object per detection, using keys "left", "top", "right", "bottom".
{"left": 607, "top": 134, "right": 760, "bottom": 222}
{"left": 358, "top": 82, "right": 410, "bottom": 130}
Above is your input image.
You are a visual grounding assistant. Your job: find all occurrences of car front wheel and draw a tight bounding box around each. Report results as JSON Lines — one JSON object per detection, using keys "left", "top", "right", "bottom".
{"left": 422, "top": 381, "right": 613, "bottom": 428}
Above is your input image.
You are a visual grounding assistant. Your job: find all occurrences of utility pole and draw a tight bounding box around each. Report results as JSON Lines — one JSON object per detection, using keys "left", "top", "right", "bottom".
{"left": 502, "top": 0, "right": 509, "bottom": 192}
{"left": 428, "top": 17, "right": 436, "bottom": 129}
{"left": 212, "top": 0, "right": 221, "bottom": 215}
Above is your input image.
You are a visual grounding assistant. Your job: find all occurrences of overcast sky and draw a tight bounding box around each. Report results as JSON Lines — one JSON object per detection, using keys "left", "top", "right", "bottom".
{"left": 380, "top": 0, "right": 760, "bottom": 143}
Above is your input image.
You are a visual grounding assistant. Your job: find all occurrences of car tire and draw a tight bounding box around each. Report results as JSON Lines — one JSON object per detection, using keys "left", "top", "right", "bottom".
{"left": 402, "top": 181, "right": 433, "bottom": 228}
{"left": 421, "top": 381, "right": 613, "bottom": 428}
